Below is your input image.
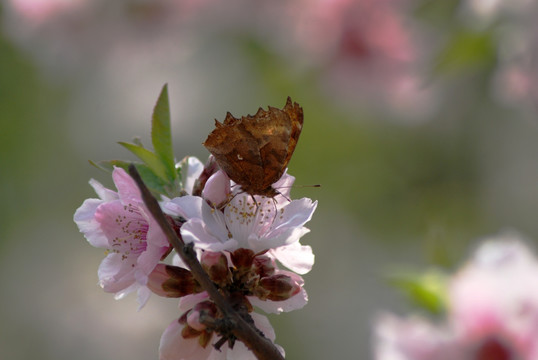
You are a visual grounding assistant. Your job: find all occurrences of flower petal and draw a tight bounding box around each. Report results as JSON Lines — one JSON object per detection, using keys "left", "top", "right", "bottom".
{"left": 271, "top": 198, "right": 317, "bottom": 233}
{"left": 162, "top": 195, "right": 203, "bottom": 221}
{"left": 159, "top": 319, "right": 212, "bottom": 360}
{"left": 89, "top": 178, "right": 118, "bottom": 201}
{"left": 271, "top": 170, "right": 295, "bottom": 203}
{"left": 74, "top": 198, "right": 110, "bottom": 248}
{"left": 181, "top": 218, "right": 237, "bottom": 252}
{"left": 97, "top": 253, "right": 136, "bottom": 292}
{"left": 250, "top": 227, "right": 310, "bottom": 252}
{"left": 182, "top": 157, "right": 204, "bottom": 195}
{"left": 136, "top": 286, "right": 152, "bottom": 310}
{"left": 270, "top": 243, "right": 315, "bottom": 274}
{"left": 248, "top": 287, "right": 308, "bottom": 314}
{"left": 112, "top": 167, "right": 142, "bottom": 203}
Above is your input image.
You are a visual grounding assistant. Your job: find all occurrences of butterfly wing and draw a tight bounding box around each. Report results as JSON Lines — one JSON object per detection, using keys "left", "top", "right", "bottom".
{"left": 203, "top": 98, "right": 303, "bottom": 196}
{"left": 203, "top": 113, "right": 265, "bottom": 192}
{"left": 244, "top": 98, "right": 303, "bottom": 191}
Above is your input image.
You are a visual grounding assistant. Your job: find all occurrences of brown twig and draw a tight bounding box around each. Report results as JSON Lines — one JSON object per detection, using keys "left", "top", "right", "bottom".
{"left": 128, "top": 164, "right": 285, "bottom": 360}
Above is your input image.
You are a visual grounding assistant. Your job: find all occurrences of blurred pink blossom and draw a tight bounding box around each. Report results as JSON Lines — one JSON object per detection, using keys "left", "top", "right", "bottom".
{"left": 8, "top": 0, "right": 86, "bottom": 24}
{"left": 462, "top": 0, "right": 538, "bottom": 114}
{"left": 375, "top": 234, "right": 538, "bottom": 360}
{"left": 288, "top": 0, "right": 437, "bottom": 119}
{"left": 4, "top": 0, "right": 437, "bottom": 120}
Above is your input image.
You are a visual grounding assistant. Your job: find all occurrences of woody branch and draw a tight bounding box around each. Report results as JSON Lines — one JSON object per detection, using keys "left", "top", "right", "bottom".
{"left": 128, "top": 164, "right": 285, "bottom": 360}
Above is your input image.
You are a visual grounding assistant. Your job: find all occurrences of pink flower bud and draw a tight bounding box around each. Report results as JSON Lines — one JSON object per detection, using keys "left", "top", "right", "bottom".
{"left": 256, "top": 273, "right": 302, "bottom": 301}
{"left": 253, "top": 255, "right": 276, "bottom": 277}
{"left": 231, "top": 248, "right": 255, "bottom": 270}
{"left": 187, "top": 301, "right": 218, "bottom": 332}
{"left": 202, "top": 170, "right": 231, "bottom": 207}
{"left": 192, "top": 155, "right": 219, "bottom": 197}
{"left": 201, "top": 251, "right": 231, "bottom": 286}
{"left": 147, "top": 264, "right": 200, "bottom": 298}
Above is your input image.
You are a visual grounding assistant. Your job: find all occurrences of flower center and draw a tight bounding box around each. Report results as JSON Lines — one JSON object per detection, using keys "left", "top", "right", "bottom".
{"left": 224, "top": 195, "right": 283, "bottom": 233}
{"left": 109, "top": 203, "right": 149, "bottom": 264}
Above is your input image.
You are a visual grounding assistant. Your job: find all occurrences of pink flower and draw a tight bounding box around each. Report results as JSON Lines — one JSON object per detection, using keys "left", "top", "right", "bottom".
{"left": 449, "top": 238, "right": 538, "bottom": 359}
{"left": 374, "top": 314, "right": 464, "bottom": 360}
{"left": 374, "top": 234, "right": 538, "bottom": 360}
{"left": 7, "top": 0, "right": 87, "bottom": 24}
{"left": 164, "top": 170, "right": 316, "bottom": 254}
{"left": 74, "top": 167, "right": 171, "bottom": 307}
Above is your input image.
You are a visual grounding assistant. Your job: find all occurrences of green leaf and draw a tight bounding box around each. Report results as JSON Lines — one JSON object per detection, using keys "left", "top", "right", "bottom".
{"left": 134, "top": 164, "right": 168, "bottom": 194}
{"left": 118, "top": 141, "right": 169, "bottom": 181}
{"left": 387, "top": 269, "right": 448, "bottom": 315}
{"left": 89, "top": 159, "right": 131, "bottom": 172}
{"left": 89, "top": 159, "right": 167, "bottom": 194}
{"left": 151, "top": 84, "right": 175, "bottom": 182}
{"left": 132, "top": 136, "right": 144, "bottom": 147}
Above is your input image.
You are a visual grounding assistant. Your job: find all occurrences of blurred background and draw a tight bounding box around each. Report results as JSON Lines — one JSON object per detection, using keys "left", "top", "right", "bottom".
{"left": 1, "top": 0, "right": 538, "bottom": 358}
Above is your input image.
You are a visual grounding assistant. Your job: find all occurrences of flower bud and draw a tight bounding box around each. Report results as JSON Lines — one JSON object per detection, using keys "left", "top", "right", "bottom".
{"left": 202, "top": 170, "right": 231, "bottom": 208}
{"left": 231, "top": 248, "right": 255, "bottom": 271}
{"left": 201, "top": 251, "right": 231, "bottom": 286}
{"left": 192, "top": 155, "right": 219, "bottom": 197}
{"left": 253, "top": 255, "right": 276, "bottom": 277}
{"left": 255, "top": 273, "right": 302, "bottom": 301}
{"left": 147, "top": 264, "right": 200, "bottom": 298}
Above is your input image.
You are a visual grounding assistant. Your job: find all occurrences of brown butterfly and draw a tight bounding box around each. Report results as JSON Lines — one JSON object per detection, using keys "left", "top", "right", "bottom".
{"left": 203, "top": 97, "right": 303, "bottom": 198}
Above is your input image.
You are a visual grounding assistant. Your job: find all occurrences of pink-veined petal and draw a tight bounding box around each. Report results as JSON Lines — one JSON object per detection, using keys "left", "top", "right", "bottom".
{"left": 74, "top": 198, "right": 110, "bottom": 248}
{"left": 97, "top": 253, "right": 136, "bottom": 293}
{"left": 112, "top": 167, "right": 142, "bottom": 203}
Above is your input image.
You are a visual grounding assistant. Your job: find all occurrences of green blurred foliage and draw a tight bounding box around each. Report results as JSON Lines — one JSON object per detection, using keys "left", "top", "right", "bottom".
{"left": 387, "top": 269, "right": 449, "bottom": 315}
{"left": 0, "top": 32, "right": 73, "bottom": 250}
